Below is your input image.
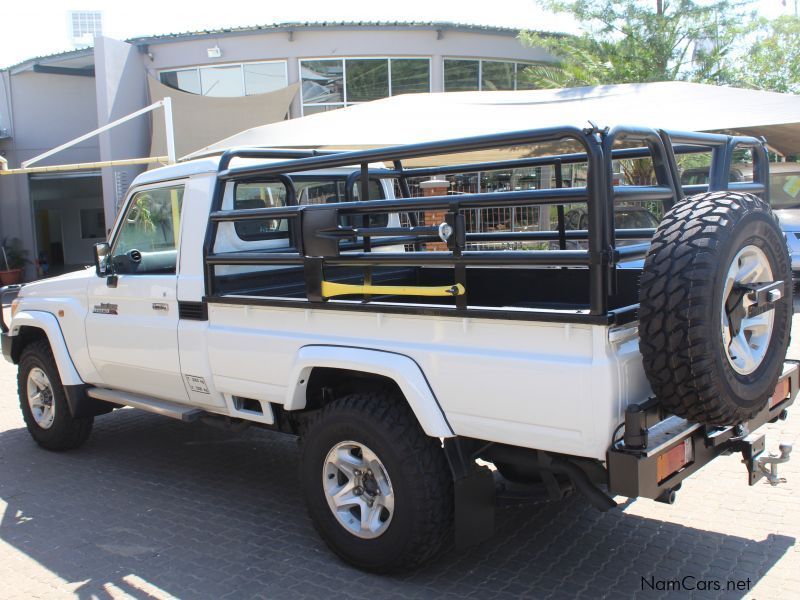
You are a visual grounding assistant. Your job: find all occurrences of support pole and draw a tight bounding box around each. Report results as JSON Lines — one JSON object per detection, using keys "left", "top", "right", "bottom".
{"left": 163, "top": 97, "right": 176, "bottom": 164}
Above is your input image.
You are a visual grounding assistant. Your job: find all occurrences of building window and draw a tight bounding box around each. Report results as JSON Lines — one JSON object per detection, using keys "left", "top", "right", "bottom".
{"left": 159, "top": 61, "right": 288, "bottom": 97}
{"left": 443, "top": 60, "right": 480, "bottom": 92}
{"left": 444, "top": 59, "right": 539, "bottom": 92}
{"left": 300, "top": 58, "right": 431, "bottom": 115}
{"left": 69, "top": 11, "right": 102, "bottom": 47}
{"left": 80, "top": 208, "right": 105, "bottom": 239}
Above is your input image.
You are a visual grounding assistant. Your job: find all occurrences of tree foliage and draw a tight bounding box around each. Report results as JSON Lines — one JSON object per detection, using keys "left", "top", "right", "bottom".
{"left": 737, "top": 16, "right": 800, "bottom": 94}
{"left": 520, "top": 0, "right": 753, "bottom": 88}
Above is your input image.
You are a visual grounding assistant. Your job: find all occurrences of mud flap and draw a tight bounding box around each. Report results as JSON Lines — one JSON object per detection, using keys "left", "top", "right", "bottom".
{"left": 444, "top": 439, "right": 495, "bottom": 550}
{"left": 454, "top": 467, "right": 495, "bottom": 550}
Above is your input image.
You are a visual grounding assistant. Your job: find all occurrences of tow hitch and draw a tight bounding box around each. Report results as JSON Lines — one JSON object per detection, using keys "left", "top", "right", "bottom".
{"left": 738, "top": 436, "right": 793, "bottom": 486}
{"left": 608, "top": 361, "right": 798, "bottom": 500}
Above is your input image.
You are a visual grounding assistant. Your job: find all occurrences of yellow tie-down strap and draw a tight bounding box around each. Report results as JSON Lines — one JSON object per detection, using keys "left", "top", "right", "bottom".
{"left": 321, "top": 281, "right": 465, "bottom": 299}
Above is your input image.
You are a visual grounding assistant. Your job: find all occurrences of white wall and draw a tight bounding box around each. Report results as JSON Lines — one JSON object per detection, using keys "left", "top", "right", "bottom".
{"left": 94, "top": 36, "right": 151, "bottom": 229}
{"left": 0, "top": 69, "right": 100, "bottom": 278}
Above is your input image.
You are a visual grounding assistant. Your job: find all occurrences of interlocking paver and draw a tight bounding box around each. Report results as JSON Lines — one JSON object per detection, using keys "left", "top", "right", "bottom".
{"left": 1, "top": 314, "right": 799, "bottom": 599}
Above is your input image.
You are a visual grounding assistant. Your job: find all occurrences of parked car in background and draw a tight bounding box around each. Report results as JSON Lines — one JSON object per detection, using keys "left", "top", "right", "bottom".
{"left": 680, "top": 162, "right": 800, "bottom": 281}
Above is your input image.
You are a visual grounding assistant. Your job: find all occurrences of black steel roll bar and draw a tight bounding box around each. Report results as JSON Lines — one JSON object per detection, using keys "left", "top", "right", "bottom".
{"left": 202, "top": 125, "right": 769, "bottom": 324}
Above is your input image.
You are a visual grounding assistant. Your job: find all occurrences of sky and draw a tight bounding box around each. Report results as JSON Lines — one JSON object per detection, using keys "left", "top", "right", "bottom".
{"left": 0, "top": 0, "right": 796, "bottom": 68}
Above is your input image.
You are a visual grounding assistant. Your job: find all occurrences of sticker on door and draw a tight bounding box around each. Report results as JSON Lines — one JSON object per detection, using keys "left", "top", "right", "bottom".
{"left": 92, "top": 303, "right": 118, "bottom": 315}
{"left": 185, "top": 374, "right": 210, "bottom": 394}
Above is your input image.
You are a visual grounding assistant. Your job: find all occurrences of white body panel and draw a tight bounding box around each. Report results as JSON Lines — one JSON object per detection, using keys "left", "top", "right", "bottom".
{"left": 8, "top": 269, "right": 101, "bottom": 383}
{"left": 85, "top": 273, "right": 188, "bottom": 402}
{"left": 204, "top": 302, "right": 649, "bottom": 459}
{"left": 287, "top": 345, "right": 452, "bottom": 437}
{"left": 9, "top": 310, "right": 84, "bottom": 385}
{"left": 7, "top": 161, "right": 653, "bottom": 463}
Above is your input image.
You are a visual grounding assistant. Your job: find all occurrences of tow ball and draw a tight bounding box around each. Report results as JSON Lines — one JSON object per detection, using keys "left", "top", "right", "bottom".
{"left": 756, "top": 442, "right": 793, "bottom": 486}
{"left": 739, "top": 434, "right": 793, "bottom": 487}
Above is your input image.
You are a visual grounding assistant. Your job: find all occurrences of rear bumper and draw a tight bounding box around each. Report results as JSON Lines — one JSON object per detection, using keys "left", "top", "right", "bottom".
{"left": 607, "top": 361, "right": 798, "bottom": 499}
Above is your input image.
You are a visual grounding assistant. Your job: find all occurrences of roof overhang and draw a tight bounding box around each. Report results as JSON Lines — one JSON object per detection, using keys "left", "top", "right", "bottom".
{"left": 8, "top": 48, "right": 95, "bottom": 76}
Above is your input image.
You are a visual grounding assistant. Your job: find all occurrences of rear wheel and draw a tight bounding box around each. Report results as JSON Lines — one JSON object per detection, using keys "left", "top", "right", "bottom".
{"left": 18, "top": 340, "right": 93, "bottom": 450}
{"left": 299, "top": 392, "right": 453, "bottom": 572}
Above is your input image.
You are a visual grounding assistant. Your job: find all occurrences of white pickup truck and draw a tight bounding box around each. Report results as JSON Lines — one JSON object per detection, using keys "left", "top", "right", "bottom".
{"left": 2, "top": 125, "right": 796, "bottom": 572}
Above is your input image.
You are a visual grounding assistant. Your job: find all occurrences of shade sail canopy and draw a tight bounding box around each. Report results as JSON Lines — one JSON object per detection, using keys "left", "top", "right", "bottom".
{"left": 185, "top": 82, "right": 800, "bottom": 164}
{"left": 149, "top": 77, "right": 298, "bottom": 160}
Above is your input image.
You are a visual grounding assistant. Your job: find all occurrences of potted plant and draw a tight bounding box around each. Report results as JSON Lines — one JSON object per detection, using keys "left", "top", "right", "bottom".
{"left": 1, "top": 237, "right": 29, "bottom": 285}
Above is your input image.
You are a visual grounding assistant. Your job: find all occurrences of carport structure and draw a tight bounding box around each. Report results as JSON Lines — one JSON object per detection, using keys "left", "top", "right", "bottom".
{"left": 188, "top": 82, "right": 800, "bottom": 158}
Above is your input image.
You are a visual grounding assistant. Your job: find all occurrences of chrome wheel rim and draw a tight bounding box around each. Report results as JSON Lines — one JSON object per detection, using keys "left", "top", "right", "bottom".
{"left": 322, "top": 440, "right": 395, "bottom": 539}
{"left": 27, "top": 367, "right": 55, "bottom": 429}
{"left": 721, "top": 245, "right": 775, "bottom": 375}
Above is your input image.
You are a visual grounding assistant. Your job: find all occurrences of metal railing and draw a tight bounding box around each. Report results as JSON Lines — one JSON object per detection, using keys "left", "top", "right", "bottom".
{"left": 201, "top": 126, "right": 769, "bottom": 324}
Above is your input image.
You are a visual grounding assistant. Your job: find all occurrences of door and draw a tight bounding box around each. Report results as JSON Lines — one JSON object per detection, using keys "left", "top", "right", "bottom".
{"left": 85, "top": 184, "right": 189, "bottom": 402}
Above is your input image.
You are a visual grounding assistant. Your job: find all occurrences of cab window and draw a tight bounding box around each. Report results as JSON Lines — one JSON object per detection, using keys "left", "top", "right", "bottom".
{"left": 232, "top": 177, "right": 387, "bottom": 242}
{"left": 112, "top": 186, "right": 184, "bottom": 275}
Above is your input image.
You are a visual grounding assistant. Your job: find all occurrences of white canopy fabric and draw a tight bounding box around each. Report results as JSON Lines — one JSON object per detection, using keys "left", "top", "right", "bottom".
{"left": 149, "top": 77, "right": 299, "bottom": 160}
{"left": 184, "top": 82, "right": 800, "bottom": 163}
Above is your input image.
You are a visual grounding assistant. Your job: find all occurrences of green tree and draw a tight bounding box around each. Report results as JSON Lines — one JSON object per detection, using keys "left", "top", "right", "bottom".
{"left": 737, "top": 16, "right": 800, "bottom": 93}
{"left": 520, "top": 0, "right": 753, "bottom": 88}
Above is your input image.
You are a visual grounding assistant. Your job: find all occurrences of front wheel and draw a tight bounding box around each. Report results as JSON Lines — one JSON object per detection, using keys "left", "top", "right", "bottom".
{"left": 18, "top": 340, "right": 93, "bottom": 450}
{"left": 298, "top": 392, "right": 453, "bottom": 572}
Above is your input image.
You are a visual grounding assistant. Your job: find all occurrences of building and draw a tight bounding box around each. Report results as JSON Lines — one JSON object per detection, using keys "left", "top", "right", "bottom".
{"left": 0, "top": 22, "right": 552, "bottom": 276}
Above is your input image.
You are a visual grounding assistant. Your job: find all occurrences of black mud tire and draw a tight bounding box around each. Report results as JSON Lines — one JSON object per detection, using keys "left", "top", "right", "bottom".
{"left": 18, "top": 340, "right": 93, "bottom": 450}
{"left": 639, "top": 191, "right": 792, "bottom": 426}
{"left": 298, "top": 392, "right": 453, "bottom": 573}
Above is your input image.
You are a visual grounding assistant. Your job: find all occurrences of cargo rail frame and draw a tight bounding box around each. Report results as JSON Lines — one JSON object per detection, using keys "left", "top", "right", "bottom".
{"left": 202, "top": 125, "right": 769, "bottom": 325}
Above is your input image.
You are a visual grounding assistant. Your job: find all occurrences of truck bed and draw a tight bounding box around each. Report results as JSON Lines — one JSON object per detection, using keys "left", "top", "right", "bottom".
{"left": 213, "top": 264, "right": 642, "bottom": 314}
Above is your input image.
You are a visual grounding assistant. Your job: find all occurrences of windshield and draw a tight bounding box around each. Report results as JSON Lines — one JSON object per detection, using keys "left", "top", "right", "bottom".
{"left": 771, "top": 171, "right": 800, "bottom": 210}
{"left": 615, "top": 209, "right": 659, "bottom": 229}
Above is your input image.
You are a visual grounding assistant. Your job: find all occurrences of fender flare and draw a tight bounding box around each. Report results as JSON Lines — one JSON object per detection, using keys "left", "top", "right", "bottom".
{"left": 9, "top": 310, "right": 84, "bottom": 386}
{"left": 284, "top": 345, "right": 454, "bottom": 438}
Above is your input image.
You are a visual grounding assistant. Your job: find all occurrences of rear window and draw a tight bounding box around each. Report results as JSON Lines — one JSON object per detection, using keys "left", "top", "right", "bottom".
{"left": 233, "top": 178, "right": 387, "bottom": 241}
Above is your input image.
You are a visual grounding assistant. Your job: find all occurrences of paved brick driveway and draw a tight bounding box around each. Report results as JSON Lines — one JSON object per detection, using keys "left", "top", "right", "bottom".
{"left": 1, "top": 321, "right": 799, "bottom": 599}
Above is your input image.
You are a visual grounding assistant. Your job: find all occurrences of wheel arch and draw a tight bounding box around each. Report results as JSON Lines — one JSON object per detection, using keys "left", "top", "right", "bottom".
{"left": 9, "top": 311, "right": 84, "bottom": 386}
{"left": 284, "top": 345, "right": 454, "bottom": 438}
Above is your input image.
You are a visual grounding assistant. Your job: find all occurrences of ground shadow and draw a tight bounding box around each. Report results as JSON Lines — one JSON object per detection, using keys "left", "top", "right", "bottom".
{"left": 0, "top": 409, "right": 794, "bottom": 599}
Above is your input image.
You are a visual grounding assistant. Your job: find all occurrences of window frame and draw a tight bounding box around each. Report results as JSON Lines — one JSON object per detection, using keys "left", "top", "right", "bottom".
{"left": 229, "top": 175, "right": 388, "bottom": 243}
{"left": 443, "top": 57, "right": 540, "bottom": 92}
{"left": 299, "top": 56, "right": 432, "bottom": 116}
{"left": 232, "top": 180, "right": 293, "bottom": 242}
{"left": 109, "top": 180, "right": 187, "bottom": 276}
{"left": 158, "top": 59, "right": 289, "bottom": 97}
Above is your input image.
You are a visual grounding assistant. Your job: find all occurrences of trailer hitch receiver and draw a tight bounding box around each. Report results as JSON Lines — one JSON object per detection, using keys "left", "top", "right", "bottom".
{"left": 740, "top": 434, "right": 792, "bottom": 486}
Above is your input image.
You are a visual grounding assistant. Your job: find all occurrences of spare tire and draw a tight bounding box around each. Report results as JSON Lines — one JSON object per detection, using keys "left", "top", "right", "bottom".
{"left": 639, "top": 191, "right": 792, "bottom": 426}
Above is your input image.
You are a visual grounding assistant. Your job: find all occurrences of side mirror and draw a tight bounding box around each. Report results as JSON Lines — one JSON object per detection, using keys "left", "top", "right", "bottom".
{"left": 93, "top": 242, "right": 111, "bottom": 277}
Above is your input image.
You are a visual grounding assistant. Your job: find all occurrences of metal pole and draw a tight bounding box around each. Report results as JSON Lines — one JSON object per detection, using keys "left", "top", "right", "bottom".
{"left": 21, "top": 99, "right": 166, "bottom": 168}
{"left": 0, "top": 156, "right": 170, "bottom": 176}
{"left": 163, "top": 97, "right": 176, "bottom": 164}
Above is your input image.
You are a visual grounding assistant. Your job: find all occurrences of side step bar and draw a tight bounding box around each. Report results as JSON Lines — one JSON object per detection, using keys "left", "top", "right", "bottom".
{"left": 87, "top": 388, "right": 205, "bottom": 422}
